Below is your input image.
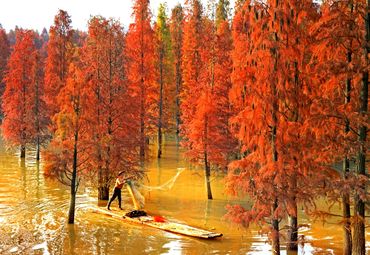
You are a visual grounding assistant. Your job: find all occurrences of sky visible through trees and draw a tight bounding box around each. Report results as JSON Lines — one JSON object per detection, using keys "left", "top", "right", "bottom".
{"left": 0, "top": 0, "right": 236, "bottom": 32}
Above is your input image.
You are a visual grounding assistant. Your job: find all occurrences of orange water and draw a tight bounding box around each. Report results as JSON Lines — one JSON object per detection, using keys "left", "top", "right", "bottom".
{"left": 0, "top": 138, "right": 368, "bottom": 254}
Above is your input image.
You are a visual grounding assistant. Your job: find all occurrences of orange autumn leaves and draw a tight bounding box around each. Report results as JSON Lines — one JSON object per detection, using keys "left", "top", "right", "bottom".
{"left": 227, "top": 0, "right": 368, "bottom": 254}
{"left": 2, "top": 30, "right": 48, "bottom": 158}
{"left": 0, "top": 0, "right": 368, "bottom": 251}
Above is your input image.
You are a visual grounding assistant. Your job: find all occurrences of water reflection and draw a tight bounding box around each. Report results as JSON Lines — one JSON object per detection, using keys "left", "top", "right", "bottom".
{"left": 162, "top": 240, "right": 182, "bottom": 255}
{"left": 32, "top": 241, "right": 50, "bottom": 255}
{"left": 0, "top": 140, "right": 368, "bottom": 254}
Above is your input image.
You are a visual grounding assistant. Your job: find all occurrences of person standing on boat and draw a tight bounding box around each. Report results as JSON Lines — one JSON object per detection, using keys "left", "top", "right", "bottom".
{"left": 107, "top": 173, "right": 126, "bottom": 210}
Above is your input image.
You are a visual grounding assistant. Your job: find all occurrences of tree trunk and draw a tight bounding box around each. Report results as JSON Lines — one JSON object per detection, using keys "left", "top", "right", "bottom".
{"left": 36, "top": 137, "right": 40, "bottom": 161}
{"left": 287, "top": 206, "right": 298, "bottom": 251}
{"left": 98, "top": 186, "right": 109, "bottom": 201}
{"left": 204, "top": 151, "right": 213, "bottom": 200}
{"left": 68, "top": 188, "right": 76, "bottom": 224}
{"left": 157, "top": 47, "right": 164, "bottom": 159}
{"left": 20, "top": 145, "right": 26, "bottom": 158}
{"left": 271, "top": 40, "right": 280, "bottom": 255}
{"left": 175, "top": 60, "right": 181, "bottom": 138}
{"left": 272, "top": 199, "right": 280, "bottom": 255}
{"left": 342, "top": 25, "right": 352, "bottom": 254}
{"left": 139, "top": 11, "right": 146, "bottom": 162}
{"left": 342, "top": 85, "right": 352, "bottom": 255}
{"left": 98, "top": 165, "right": 109, "bottom": 201}
{"left": 287, "top": 61, "right": 299, "bottom": 252}
{"left": 343, "top": 154, "right": 352, "bottom": 255}
{"left": 352, "top": 3, "right": 368, "bottom": 254}
{"left": 203, "top": 112, "right": 212, "bottom": 200}
{"left": 68, "top": 130, "right": 78, "bottom": 224}
{"left": 352, "top": 72, "right": 367, "bottom": 255}
{"left": 140, "top": 108, "right": 145, "bottom": 162}
{"left": 352, "top": 192, "right": 365, "bottom": 255}
{"left": 158, "top": 127, "right": 162, "bottom": 158}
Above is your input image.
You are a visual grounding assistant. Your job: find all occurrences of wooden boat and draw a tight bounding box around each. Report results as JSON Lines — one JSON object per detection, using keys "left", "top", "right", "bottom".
{"left": 91, "top": 206, "right": 223, "bottom": 239}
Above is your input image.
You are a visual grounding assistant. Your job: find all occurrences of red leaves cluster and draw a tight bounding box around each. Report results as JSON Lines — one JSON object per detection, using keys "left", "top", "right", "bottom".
{"left": 44, "top": 10, "right": 73, "bottom": 119}
{"left": 125, "top": 0, "right": 157, "bottom": 160}
{"left": 227, "top": 2, "right": 369, "bottom": 252}
{"left": 2, "top": 30, "right": 48, "bottom": 151}
{"left": 181, "top": 0, "right": 236, "bottom": 170}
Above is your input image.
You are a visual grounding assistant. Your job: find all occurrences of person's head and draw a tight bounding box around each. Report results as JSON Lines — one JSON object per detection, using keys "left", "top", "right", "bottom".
{"left": 117, "top": 171, "right": 124, "bottom": 178}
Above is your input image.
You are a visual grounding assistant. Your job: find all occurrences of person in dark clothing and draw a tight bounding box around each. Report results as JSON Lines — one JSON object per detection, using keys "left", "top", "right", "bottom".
{"left": 107, "top": 174, "right": 126, "bottom": 210}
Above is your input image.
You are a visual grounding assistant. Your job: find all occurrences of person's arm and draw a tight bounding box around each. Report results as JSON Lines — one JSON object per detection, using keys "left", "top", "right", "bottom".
{"left": 122, "top": 175, "right": 135, "bottom": 183}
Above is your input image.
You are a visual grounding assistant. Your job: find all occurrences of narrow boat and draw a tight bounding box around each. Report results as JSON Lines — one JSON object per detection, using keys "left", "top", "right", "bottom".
{"left": 91, "top": 207, "right": 223, "bottom": 239}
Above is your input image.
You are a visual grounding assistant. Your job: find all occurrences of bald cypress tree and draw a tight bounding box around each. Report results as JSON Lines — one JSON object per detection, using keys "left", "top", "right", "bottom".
{"left": 155, "top": 3, "right": 173, "bottom": 158}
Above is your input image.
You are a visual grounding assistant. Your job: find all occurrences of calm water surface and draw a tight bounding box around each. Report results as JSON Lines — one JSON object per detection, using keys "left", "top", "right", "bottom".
{"left": 0, "top": 139, "right": 369, "bottom": 254}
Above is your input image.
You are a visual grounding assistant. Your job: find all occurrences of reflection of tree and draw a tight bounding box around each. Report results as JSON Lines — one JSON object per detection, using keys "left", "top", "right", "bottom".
{"left": 156, "top": 156, "right": 162, "bottom": 186}
{"left": 203, "top": 199, "right": 210, "bottom": 227}
{"left": 35, "top": 161, "right": 40, "bottom": 200}
{"left": 20, "top": 157, "right": 26, "bottom": 200}
{"left": 67, "top": 224, "right": 76, "bottom": 255}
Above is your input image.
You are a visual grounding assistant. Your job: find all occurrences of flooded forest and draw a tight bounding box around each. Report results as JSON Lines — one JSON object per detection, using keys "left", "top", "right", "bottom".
{"left": 0, "top": 0, "right": 369, "bottom": 254}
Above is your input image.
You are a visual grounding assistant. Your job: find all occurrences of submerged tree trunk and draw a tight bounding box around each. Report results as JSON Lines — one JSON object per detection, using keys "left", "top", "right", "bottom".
{"left": 287, "top": 203, "right": 298, "bottom": 251}
{"left": 204, "top": 114, "right": 212, "bottom": 200}
{"left": 20, "top": 144, "right": 26, "bottom": 158}
{"left": 342, "top": 5, "right": 353, "bottom": 252}
{"left": 97, "top": 151, "right": 108, "bottom": 200}
{"left": 287, "top": 63, "right": 299, "bottom": 251}
{"left": 271, "top": 94, "right": 279, "bottom": 255}
{"left": 68, "top": 130, "right": 78, "bottom": 224}
{"left": 68, "top": 187, "right": 76, "bottom": 224}
{"left": 352, "top": 72, "right": 368, "bottom": 255}
{"left": 271, "top": 113, "right": 280, "bottom": 255}
{"left": 353, "top": 143, "right": 366, "bottom": 255}
{"left": 36, "top": 137, "right": 40, "bottom": 161}
{"left": 272, "top": 199, "right": 280, "bottom": 255}
{"left": 342, "top": 56, "right": 352, "bottom": 255}
{"left": 342, "top": 165, "right": 352, "bottom": 255}
{"left": 343, "top": 124, "right": 352, "bottom": 255}
{"left": 98, "top": 186, "right": 109, "bottom": 201}
{"left": 97, "top": 149, "right": 109, "bottom": 201}
{"left": 98, "top": 166, "right": 109, "bottom": 200}
{"left": 352, "top": 2, "right": 368, "bottom": 254}
{"left": 158, "top": 126, "right": 162, "bottom": 158}
{"left": 271, "top": 41, "right": 280, "bottom": 254}
{"left": 204, "top": 151, "right": 213, "bottom": 200}
{"left": 158, "top": 50, "right": 164, "bottom": 158}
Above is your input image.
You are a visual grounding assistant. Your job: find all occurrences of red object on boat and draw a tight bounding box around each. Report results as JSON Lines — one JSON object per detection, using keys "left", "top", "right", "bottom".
{"left": 153, "top": 216, "right": 166, "bottom": 222}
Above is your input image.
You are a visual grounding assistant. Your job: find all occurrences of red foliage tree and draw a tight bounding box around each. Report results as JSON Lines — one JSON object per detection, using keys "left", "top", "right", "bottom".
{"left": 181, "top": 0, "right": 236, "bottom": 200}
{"left": 32, "top": 48, "right": 49, "bottom": 160}
{"left": 213, "top": 0, "right": 237, "bottom": 168}
{"left": 83, "top": 16, "right": 141, "bottom": 200}
{"left": 44, "top": 10, "right": 74, "bottom": 120}
{"left": 155, "top": 4, "right": 175, "bottom": 158}
{"left": 125, "top": 0, "right": 157, "bottom": 162}
{"left": 170, "top": 4, "right": 184, "bottom": 139}
{"left": 309, "top": 1, "right": 369, "bottom": 254}
{"left": 2, "top": 30, "right": 37, "bottom": 158}
{"left": 0, "top": 27, "right": 10, "bottom": 120}
{"left": 227, "top": 4, "right": 284, "bottom": 252}
{"left": 181, "top": 0, "right": 210, "bottom": 197}
{"left": 44, "top": 56, "right": 90, "bottom": 224}
{"left": 227, "top": 1, "right": 321, "bottom": 253}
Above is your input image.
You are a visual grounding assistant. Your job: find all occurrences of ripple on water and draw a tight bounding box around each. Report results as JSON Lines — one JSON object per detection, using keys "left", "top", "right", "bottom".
{"left": 0, "top": 143, "right": 368, "bottom": 255}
